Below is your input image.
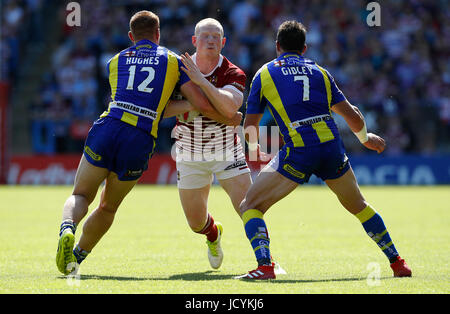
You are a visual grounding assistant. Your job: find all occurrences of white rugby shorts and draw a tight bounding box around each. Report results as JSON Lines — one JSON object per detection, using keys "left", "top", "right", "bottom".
{"left": 176, "top": 157, "right": 250, "bottom": 189}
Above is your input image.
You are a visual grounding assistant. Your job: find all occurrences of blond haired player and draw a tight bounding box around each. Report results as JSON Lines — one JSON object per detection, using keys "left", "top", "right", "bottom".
{"left": 173, "top": 18, "right": 251, "bottom": 269}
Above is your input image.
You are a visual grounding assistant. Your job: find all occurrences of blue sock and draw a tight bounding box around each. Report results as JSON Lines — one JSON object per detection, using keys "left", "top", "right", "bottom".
{"left": 59, "top": 219, "right": 77, "bottom": 237}
{"left": 356, "top": 205, "right": 399, "bottom": 263}
{"left": 73, "top": 244, "right": 90, "bottom": 264}
{"left": 242, "top": 209, "right": 271, "bottom": 266}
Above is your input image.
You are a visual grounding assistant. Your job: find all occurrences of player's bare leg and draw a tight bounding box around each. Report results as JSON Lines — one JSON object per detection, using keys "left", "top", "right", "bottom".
{"left": 179, "top": 185, "right": 211, "bottom": 231}
{"left": 324, "top": 167, "right": 367, "bottom": 215}
{"left": 76, "top": 171, "right": 138, "bottom": 255}
{"left": 56, "top": 155, "right": 108, "bottom": 275}
{"left": 325, "top": 167, "right": 411, "bottom": 277}
{"left": 236, "top": 167, "right": 298, "bottom": 279}
{"left": 62, "top": 155, "right": 108, "bottom": 224}
{"left": 218, "top": 173, "right": 252, "bottom": 215}
{"left": 240, "top": 167, "right": 298, "bottom": 215}
{"left": 179, "top": 184, "right": 224, "bottom": 269}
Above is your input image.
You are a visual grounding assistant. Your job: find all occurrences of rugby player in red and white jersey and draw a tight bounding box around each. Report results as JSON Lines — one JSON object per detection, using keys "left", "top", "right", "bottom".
{"left": 173, "top": 18, "right": 251, "bottom": 269}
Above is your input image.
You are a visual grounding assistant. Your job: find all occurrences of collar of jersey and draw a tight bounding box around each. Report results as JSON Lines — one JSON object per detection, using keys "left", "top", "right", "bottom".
{"left": 279, "top": 52, "right": 303, "bottom": 59}
{"left": 133, "top": 39, "right": 158, "bottom": 48}
{"left": 192, "top": 53, "right": 224, "bottom": 77}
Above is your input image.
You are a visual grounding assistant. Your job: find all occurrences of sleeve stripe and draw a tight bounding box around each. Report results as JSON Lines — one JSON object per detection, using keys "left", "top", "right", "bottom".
{"left": 222, "top": 84, "right": 244, "bottom": 97}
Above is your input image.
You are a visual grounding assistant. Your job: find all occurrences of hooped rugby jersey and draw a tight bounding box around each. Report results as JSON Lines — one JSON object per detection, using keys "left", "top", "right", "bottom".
{"left": 173, "top": 54, "right": 247, "bottom": 158}
{"left": 246, "top": 52, "right": 347, "bottom": 147}
{"left": 101, "top": 39, "right": 189, "bottom": 138}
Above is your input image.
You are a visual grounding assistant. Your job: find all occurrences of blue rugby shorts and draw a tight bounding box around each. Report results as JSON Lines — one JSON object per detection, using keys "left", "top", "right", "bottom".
{"left": 268, "top": 139, "right": 350, "bottom": 184}
{"left": 83, "top": 116, "right": 155, "bottom": 181}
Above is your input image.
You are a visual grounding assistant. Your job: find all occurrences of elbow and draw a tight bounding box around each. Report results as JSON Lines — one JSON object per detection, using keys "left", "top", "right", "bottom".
{"left": 223, "top": 101, "right": 241, "bottom": 119}
{"left": 352, "top": 105, "right": 362, "bottom": 118}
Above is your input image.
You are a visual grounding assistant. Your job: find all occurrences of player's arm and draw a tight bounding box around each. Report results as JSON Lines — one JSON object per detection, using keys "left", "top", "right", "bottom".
{"left": 179, "top": 81, "right": 242, "bottom": 126}
{"left": 180, "top": 53, "right": 242, "bottom": 119}
{"left": 244, "top": 113, "right": 263, "bottom": 147}
{"left": 163, "top": 100, "right": 193, "bottom": 118}
{"left": 331, "top": 99, "right": 385, "bottom": 153}
{"left": 243, "top": 113, "right": 270, "bottom": 162}
{"left": 243, "top": 69, "right": 271, "bottom": 161}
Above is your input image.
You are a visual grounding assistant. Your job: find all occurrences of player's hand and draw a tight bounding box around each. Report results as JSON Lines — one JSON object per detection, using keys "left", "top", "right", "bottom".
{"left": 248, "top": 144, "right": 272, "bottom": 163}
{"left": 180, "top": 53, "right": 207, "bottom": 86}
{"left": 230, "top": 112, "right": 243, "bottom": 126}
{"left": 363, "top": 133, "right": 386, "bottom": 154}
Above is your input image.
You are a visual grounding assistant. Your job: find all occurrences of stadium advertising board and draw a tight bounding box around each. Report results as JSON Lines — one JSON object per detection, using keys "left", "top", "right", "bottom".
{"left": 7, "top": 154, "right": 450, "bottom": 185}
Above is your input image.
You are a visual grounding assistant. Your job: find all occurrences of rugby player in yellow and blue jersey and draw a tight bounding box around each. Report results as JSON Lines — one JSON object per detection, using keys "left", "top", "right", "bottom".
{"left": 55, "top": 11, "right": 242, "bottom": 276}
{"left": 235, "top": 21, "right": 411, "bottom": 280}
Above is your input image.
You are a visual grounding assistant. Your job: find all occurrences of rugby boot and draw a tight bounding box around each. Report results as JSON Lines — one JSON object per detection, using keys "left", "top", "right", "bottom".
{"left": 234, "top": 264, "right": 276, "bottom": 280}
{"left": 390, "top": 256, "right": 412, "bottom": 277}
{"left": 56, "top": 228, "right": 77, "bottom": 275}
{"left": 206, "top": 222, "right": 224, "bottom": 269}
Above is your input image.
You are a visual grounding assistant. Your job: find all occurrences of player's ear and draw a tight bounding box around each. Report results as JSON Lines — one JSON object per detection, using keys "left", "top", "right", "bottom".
{"left": 275, "top": 41, "right": 281, "bottom": 54}
{"left": 155, "top": 28, "right": 160, "bottom": 44}
{"left": 128, "top": 31, "right": 135, "bottom": 43}
{"left": 221, "top": 37, "right": 226, "bottom": 48}
{"left": 302, "top": 44, "right": 307, "bottom": 55}
{"left": 192, "top": 35, "right": 197, "bottom": 47}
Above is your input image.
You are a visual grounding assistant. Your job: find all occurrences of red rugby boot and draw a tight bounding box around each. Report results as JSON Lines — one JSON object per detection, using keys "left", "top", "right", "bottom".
{"left": 390, "top": 256, "right": 412, "bottom": 277}
{"left": 234, "top": 264, "right": 276, "bottom": 280}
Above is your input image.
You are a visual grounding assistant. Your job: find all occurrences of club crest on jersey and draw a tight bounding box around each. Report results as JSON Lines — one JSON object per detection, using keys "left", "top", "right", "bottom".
{"left": 208, "top": 75, "right": 218, "bottom": 85}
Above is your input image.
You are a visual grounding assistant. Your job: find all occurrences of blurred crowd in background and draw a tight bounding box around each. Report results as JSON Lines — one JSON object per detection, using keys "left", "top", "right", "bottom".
{"left": 2, "top": 0, "right": 449, "bottom": 155}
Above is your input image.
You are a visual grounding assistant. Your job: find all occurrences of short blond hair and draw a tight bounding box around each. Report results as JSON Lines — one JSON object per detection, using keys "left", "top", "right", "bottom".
{"left": 194, "top": 18, "right": 224, "bottom": 37}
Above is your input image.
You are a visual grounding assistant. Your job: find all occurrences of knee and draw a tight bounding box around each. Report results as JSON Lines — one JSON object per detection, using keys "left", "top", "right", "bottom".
{"left": 98, "top": 201, "right": 118, "bottom": 215}
{"left": 239, "top": 198, "right": 250, "bottom": 216}
{"left": 239, "top": 198, "right": 266, "bottom": 217}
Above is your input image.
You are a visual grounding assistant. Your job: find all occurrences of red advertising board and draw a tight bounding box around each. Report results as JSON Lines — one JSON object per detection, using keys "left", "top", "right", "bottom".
{"left": 8, "top": 154, "right": 267, "bottom": 185}
{"left": 8, "top": 154, "right": 80, "bottom": 185}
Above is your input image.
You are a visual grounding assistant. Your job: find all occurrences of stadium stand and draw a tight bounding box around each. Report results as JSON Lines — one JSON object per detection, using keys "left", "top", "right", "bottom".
{"left": 3, "top": 0, "right": 450, "bottom": 156}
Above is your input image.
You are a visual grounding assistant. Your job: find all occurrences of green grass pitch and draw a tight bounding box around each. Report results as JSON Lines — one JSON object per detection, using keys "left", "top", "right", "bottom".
{"left": 0, "top": 185, "right": 449, "bottom": 294}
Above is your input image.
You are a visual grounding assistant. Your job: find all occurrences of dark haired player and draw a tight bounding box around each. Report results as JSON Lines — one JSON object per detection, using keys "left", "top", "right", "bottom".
{"left": 235, "top": 21, "right": 412, "bottom": 280}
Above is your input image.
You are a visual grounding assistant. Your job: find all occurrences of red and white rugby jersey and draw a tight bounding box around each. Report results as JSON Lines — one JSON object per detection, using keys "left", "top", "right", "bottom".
{"left": 173, "top": 54, "right": 247, "bottom": 160}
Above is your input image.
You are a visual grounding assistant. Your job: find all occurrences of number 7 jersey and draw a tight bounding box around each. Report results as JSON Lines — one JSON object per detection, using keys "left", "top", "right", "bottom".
{"left": 100, "top": 39, "right": 190, "bottom": 138}
{"left": 246, "top": 52, "right": 347, "bottom": 148}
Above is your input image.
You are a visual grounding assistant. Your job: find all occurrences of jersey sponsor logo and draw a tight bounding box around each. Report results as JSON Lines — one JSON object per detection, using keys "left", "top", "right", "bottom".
{"left": 282, "top": 164, "right": 305, "bottom": 179}
{"left": 290, "top": 114, "right": 332, "bottom": 129}
{"left": 110, "top": 101, "right": 158, "bottom": 120}
{"left": 84, "top": 146, "right": 102, "bottom": 161}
